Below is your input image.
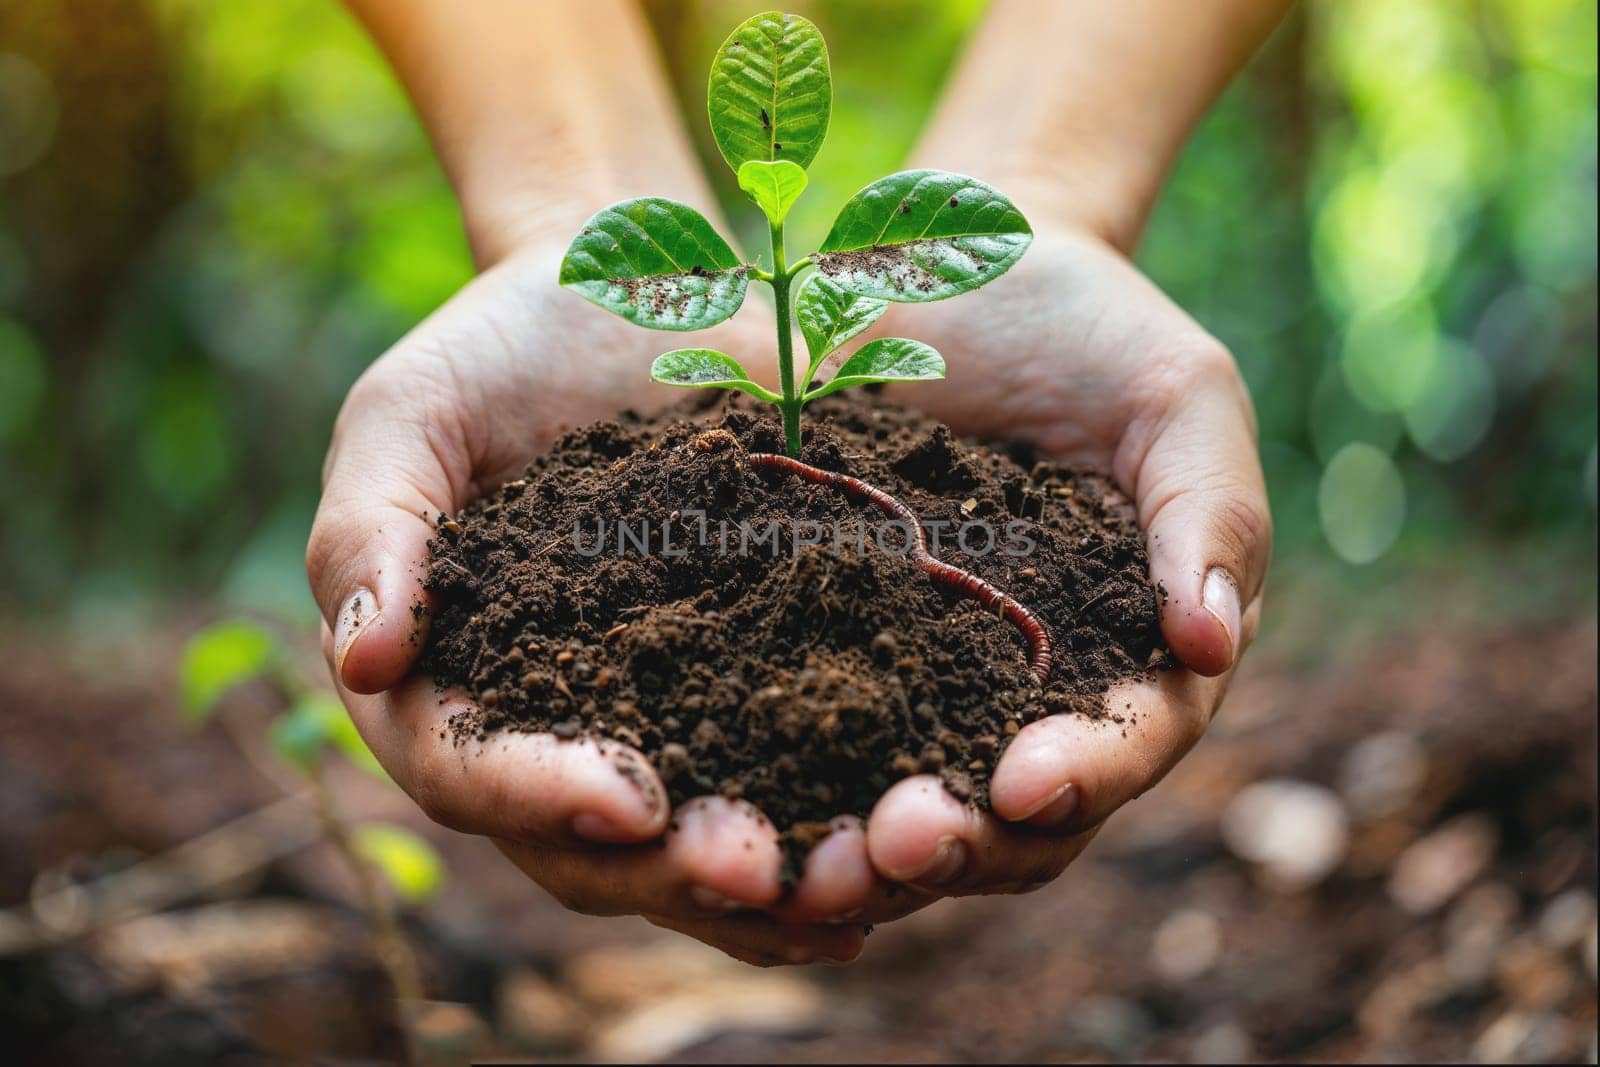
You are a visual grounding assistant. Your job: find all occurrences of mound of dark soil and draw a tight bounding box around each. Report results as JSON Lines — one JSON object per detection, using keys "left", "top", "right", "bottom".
{"left": 420, "top": 393, "right": 1167, "bottom": 854}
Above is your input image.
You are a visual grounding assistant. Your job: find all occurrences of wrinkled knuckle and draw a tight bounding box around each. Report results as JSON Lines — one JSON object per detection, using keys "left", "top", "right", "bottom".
{"left": 1214, "top": 490, "right": 1273, "bottom": 568}
{"left": 1147, "top": 336, "right": 1237, "bottom": 407}
{"left": 303, "top": 513, "right": 353, "bottom": 593}
{"left": 340, "top": 353, "right": 457, "bottom": 447}
{"left": 304, "top": 523, "right": 333, "bottom": 589}
{"left": 1182, "top": 338, "right": 1240, "bottom": 385}
{"left": 333, "top": 366, "right": 403, "bottom": 442}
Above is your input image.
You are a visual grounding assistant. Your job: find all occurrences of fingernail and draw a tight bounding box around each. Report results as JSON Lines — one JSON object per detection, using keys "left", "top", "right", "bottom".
{"left": 1021, "top": 782, "right": 1079, "bottom": 829}
{"left": 1202, "top": 568, "right": 1240, "bottom": 664}
{"left": 824, "top": 907, "right": 866, "bottom": 925}
{"left": 907, "top": 836, "right": 968, "bottom": 886}
{"left": 334, "top": 587, "right": 379, "bottom": 681}
{"left": 818, "top": 953, "right": 855, "bottom": 967}
{"left": 691, "top": 886, "right": 744, "bottom": 913}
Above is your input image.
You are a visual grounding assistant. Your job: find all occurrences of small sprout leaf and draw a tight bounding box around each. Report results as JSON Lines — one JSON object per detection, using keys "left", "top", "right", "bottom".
{"left": 795, "top": 273, "right": 888, "bottom": 382}
{"left": 651, "top": 349, "right": 781, "bottom": 403}
{"left": 267, "top": 695, "right": 384, "bottom": 777}
{"left": 561, "top": 13, "right": 1029, "bottom": 457}
{"left": 815, "top": 169, "right": 1032, "bottom": 302}
{"left": 805, "top": 337, "right": 945, "bottom": 401}
{"left": 181, "top": 620, "right": 278, "bottom": 720}
{"left": 353, "top": 823, "right": 445, "bottom": 902}
{"left": 737, "top": 159, "right": 808, "bottom": 225}
{"left": 269, "top": 693, "right": 387, "bottom": 778}
{"left": 559, "top": 199, "right": 749, "bottom": 331}
{"left": 325, "top": 709, "right": 389, "bottom": 779}
{"left": 268, "top": 702, "right": 328, "bottom": 769}
{"left": 708, "top": 11, "right": 831, "bottom": 171}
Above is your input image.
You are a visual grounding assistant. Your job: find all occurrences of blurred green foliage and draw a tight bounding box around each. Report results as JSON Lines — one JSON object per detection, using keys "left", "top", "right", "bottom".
{"left": 0, "top": 0, "right": 1593, "bottom": 624}
{"left": 180, "top": 617, "right": 442, "bottom": 902}
{"left": 353, "top": 823, "right": 446, "bottom": 902}
{"left": 179, "top": 617, "right": 279, "bottom": 716}
{"left": 180, "top": 617, "right": 384, "bottom": 774}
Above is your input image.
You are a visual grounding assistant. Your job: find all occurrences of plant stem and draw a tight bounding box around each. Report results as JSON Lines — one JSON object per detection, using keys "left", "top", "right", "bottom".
{"left": 309, "top": 761, "right": 424, "bottom": 1064}
{"left": 768, "top": 216, "right": 802, "bottom": 456}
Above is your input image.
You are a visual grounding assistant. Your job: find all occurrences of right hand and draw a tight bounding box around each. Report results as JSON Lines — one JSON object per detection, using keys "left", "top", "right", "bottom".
{"left": 307, "top": 245, "right": 873, "bottom": 965}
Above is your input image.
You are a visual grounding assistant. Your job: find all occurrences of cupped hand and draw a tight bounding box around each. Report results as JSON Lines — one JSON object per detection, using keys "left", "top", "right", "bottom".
{"left": 307, "top": 245, "right": 869, "bottom": 966}
{"left": 853, "top": 225, "right": 1271, "bottom": 902}
{"left": 308, "top": 226, "right": 1271, "bottom": 959}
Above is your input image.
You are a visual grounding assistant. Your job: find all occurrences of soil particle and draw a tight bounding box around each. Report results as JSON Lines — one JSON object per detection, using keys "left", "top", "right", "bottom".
{"left": 421, "top": 393, "right": 1166, "bottom": 865}
{"left": 813, "top": 244, "right": 953, "bottom": 296}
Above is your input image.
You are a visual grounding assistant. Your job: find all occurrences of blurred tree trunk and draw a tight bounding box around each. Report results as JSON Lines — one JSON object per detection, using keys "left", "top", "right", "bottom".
{"left": 0, "top": 0, "right": 188, "bottom": 565}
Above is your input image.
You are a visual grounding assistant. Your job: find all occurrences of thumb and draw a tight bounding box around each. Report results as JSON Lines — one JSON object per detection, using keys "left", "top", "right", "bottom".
{"left": 307, "top": 367, "right": 468, "bottom": 694}
{"left": 1125, "top": 347, "right": 1272, "bottom": 676}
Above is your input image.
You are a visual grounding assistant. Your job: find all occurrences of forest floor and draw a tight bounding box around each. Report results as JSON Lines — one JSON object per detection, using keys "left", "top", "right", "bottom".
{"left": 1, "top": 578, "right": 1594, "bottom": 1064}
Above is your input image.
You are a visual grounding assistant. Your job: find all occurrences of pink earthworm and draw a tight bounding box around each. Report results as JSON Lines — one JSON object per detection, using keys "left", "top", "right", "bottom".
{"left": 746, "top": 452, "right": 1052, "bottom": 684}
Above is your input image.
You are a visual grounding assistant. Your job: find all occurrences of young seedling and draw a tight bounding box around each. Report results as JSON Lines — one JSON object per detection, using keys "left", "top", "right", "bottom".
{"left": 180, "top": 620, "right": 443, "bottom": 1056}
{"left": 743, "top": 451, "right": 1053, "bottom": 680}
{"left": 558, "top": 9, "right": 1033, "bottom": 458}
{"left": 557, "top": 12, "right": 1051, "bottom": 681}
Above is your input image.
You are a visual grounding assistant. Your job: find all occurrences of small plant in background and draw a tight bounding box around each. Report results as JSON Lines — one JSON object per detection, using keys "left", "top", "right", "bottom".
{"left": 181, "top": 620, "right": 443, "bottom": 1058}
{"left": 559, "top": 9, "right": 1032, "bottom": 457}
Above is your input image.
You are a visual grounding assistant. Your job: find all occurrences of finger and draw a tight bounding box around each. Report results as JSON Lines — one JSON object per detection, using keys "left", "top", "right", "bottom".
{"left": 988, "top": 668, "right": 1223, "bottom": 832}
{"left": 770, "top": 817, "right": 877, "bottom": 923}
{"left": 664, "top": 796, "right": 786, "bottom": 910}
{"left": 644, "top": 913, "right": 867, "bottom": 968}
{"left": 864, "top": 776, "right": 1096, "bottom": 895}
{"left": 762, "top": 817, "right": 943, "bottom": 925}
{"left": 307, "top": 355, "right": 474, "bottom": 694}
{"left": 328, "top": 663, "right": 669, "bottom": 845}
{"left": 495, "top": 796, "right": 787, "bottom": 918}
{"left": 988, "top": 594, "right": 1259, "bottom": 835}
{"left": 1123, "top": 343, "right": 1272, "bottom": 676}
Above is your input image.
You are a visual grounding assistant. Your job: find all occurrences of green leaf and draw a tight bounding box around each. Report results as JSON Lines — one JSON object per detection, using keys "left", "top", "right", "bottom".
{"left": 321, "top": 703, "right": 388, "bottom": 779}
{"left": 795, "top": 273, "right": 888, "bottom": 383}
{"left": 181, "top": 621, "right": 278, "bottom": 720}
{"left": 268, "top": 703, "right": 328, "bottom": 769}
{"left": 708, "top": 10, "right": 831, "bottom": 172}
{"left": 651, "top": 349, "right": 780, "bottom": 403}
{"left": 269, "top": 694, "right": 387, "bottom": 779}
{"left": 353, "top": 823, "right": 445, "bottom": 902}
{"left": 805, "top": 338, "right": 945, "bottom": 401}
{"left": 814, "top": 170, "right": 1032, "bottom": 302}
{"left": 737, "top": 159, "right": 808, "bottom": 225}
{"left": 559, "top": 199, "right": 749, "bottom": 331}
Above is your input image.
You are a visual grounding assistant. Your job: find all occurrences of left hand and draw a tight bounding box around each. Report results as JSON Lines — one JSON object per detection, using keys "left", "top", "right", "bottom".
{"left": 308, "top": 245, "right": 870, "bottom": 967}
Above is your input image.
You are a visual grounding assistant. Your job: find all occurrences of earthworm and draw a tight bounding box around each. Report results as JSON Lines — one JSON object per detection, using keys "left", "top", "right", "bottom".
{"left": 746, "top": 452, "right": 1052, "bottom": 683}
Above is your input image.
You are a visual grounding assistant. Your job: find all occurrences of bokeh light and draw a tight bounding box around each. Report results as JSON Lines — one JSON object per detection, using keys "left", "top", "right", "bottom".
{"left": 1318, "top": 442, "right": 1408, "bottom": 564}
{"left": 1403, "top": 338, "right": 1497, "bottom": 462}
{"left": 0, "top": 317, "right": 46, "bottom": 442}
{"left": 1339, "top": 299, "right": 1443, "bottom": 414}
{"left": 0, "top": 52, "right": 56, "bottom": 177}
{"left": 0, "top": 0, "right": 1591, "bottom": 605}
